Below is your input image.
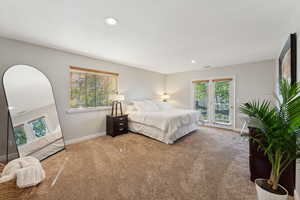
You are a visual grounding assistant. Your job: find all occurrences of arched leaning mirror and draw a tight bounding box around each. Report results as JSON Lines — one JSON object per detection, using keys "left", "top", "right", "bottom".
{"left": 3, "top": 65, "right": 65, "bottom": 160}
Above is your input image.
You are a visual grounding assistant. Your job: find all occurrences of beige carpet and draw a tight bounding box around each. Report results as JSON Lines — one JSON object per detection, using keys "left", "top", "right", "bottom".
{"left": 25, "top": 127, "right": 258, "bottom": 200}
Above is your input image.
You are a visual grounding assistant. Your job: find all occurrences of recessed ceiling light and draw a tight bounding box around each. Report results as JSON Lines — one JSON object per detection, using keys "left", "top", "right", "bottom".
{"left": 191, "top": 60, "right": 196, "bottom": 64}
{"left": 105, "top": 17, "right": 118, "bottom": 26}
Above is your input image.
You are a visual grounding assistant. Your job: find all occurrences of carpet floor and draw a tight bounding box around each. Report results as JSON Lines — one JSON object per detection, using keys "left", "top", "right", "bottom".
{"left": 26, "top": 127, "right": 258, "bottom": 200}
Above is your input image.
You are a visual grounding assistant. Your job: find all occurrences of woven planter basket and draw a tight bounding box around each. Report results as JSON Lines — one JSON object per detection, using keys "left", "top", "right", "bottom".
{"left": 0, "top": 163, "right": 34, "bottom": 200}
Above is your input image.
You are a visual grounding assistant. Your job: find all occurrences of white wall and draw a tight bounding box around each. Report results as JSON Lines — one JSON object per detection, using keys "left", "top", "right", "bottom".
{"left": 283, "top": 5, "right": 300, "bottom": 82}
{"left": 0, "top": 37, "right": 165, "bottom": 143}
{"left": 166, "top": 59, "right": 275, "bottom": 129}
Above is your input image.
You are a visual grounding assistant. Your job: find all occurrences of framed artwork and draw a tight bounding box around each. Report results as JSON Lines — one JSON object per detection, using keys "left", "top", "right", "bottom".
{"left": 279, "top": 33, "right": 297, "bottom": 84}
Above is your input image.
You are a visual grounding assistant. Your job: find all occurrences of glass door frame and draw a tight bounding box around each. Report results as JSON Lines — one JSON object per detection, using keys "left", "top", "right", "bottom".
{"left": 191, "top": 76, "right": 236, "bottom": 129}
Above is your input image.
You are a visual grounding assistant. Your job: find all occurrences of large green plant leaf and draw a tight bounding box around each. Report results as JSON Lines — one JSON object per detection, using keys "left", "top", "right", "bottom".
{"left": 240, "top": 79, "right": 300, "bottom": 191}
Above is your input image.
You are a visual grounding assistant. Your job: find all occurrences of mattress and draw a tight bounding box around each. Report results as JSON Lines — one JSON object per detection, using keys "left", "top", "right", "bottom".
{"left": 129, "top": 121, "right": 199, "bottom": 144}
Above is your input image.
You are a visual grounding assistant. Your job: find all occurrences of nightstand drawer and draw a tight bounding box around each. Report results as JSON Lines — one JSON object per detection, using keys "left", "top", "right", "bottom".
{"left": 115, "top": 116, "right": 127, "bottom": 122}
{"left": 114, "top": 120, "right": 127, "bottom": 127}
{"left": 113, "top": 125, "right": 128, "bottom": 136}
{"left": 115, "top": 126, "right": 127, "bottom": 132}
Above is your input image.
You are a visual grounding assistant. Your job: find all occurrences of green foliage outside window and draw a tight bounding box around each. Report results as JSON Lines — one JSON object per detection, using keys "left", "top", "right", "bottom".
{"left": 194, "top": 82, "right": 208, "bottom": 120}
{"left": 70, "top": 71, "right": 117, "bottom": 108}
{"left": 14, "top": 126, "right": 27, "bottom": 146}
{"left": 31, "top": 118, "right": 48, "bottom": 138}
{"left": 214, "top": 81, "right": 230, "bottom": 123}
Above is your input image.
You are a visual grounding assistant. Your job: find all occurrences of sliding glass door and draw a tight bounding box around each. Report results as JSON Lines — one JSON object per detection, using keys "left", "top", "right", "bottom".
{"left": 194, "top": 81, "right": 209, "bottom": 121}
{"left": 212, "top": 79, "right": 233, "bottom": 125}
{"left": 193, "top": 78, "right": 234, "bottom": 127}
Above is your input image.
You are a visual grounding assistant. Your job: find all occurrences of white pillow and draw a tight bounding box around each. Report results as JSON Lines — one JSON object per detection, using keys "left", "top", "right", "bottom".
{"left": 126, "top": 104, "right": 138, "bottom": 113}
{"left": 133, "top": 100, "right": 159, "bottom": 112}
{"left": 145, "top": 100, "right": 160, "bottom": 111}
{"left": 154, "top": 100, "right": 173, "bottom": 110}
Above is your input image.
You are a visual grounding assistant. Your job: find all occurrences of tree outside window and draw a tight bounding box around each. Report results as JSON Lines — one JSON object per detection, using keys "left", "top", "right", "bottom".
{"left": 214, "top": 81, "right": 230, "bottom": 123}
{"left": 70, "top": 70, "right": 118, "bottom": 108}
{"left": 13, "top": 125, "right": 27, "bottom": 146}
{"left": 30, "top": 118, "right": 48, "bottom": 138}
{"left": 194, "top": 82, "right": 209, "bottom": 120}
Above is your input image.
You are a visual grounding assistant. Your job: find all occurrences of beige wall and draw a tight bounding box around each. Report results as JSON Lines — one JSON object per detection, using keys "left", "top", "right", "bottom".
{"left": 0, "top": 37, "right": 165, "bottom": 148}
{"left": 166, "top": 60, "right": 276, "bottom": 129}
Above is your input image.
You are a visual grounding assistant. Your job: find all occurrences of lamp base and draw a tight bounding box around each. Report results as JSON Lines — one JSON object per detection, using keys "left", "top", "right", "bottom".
{"left": 111, "top": 101, "right": 123, "bottom": 116}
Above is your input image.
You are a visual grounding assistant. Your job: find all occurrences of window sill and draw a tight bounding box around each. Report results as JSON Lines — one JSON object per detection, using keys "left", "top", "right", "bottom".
{"left": 214, "top": 122, "right": 232, "bottom": 126}
{"left": 66, "top": 107, "right": 112, "bottom": 114}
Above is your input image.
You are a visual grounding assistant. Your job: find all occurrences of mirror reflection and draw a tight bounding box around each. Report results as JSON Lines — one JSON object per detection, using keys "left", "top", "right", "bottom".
{"left": 3, "top": 65, "right": 65, "bottom": 160}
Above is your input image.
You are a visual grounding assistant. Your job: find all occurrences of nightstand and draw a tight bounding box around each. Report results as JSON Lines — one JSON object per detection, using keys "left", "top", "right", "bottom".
{"left": 106, "top": 115, "right": 128, "bottom": 137}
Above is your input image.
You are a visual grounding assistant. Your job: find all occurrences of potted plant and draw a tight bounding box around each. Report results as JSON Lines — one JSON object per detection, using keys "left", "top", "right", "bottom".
{"left": 240, "top": 79, "right": 300, "bottom": 200}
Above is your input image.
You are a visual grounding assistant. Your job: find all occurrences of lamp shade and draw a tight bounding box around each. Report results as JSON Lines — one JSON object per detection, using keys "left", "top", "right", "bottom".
{"left": 161, "top": 93, "right": 170, "bottom": 100}
{"left": 115, "top": 94, "right": 125, "bottom": 101}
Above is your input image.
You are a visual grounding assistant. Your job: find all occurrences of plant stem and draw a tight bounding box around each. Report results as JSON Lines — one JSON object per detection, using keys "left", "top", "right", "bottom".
{"left": 271, "top": 150, "right": 283, "bottom": 191}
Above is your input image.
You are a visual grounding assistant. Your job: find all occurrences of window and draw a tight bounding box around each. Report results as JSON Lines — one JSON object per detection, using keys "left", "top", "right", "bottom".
{"left": 29, "top": 117, "right": 49, "bottom": 138}
{"left": 193, "top": 78, "right": 233, "bottom": 126}
{"left": 214, "top": 80, "right": 230, "bottom": 123}
{"left": 70, "top": 66, "right": 118, "bottom": 108}
{"left": 13, "top": 124, "right": 27, "bottom": 146}
{"left": 194, "top": 80, "right": 209, "bottom": 120}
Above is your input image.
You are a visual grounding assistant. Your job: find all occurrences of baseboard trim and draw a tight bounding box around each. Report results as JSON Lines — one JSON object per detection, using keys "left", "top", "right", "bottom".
{"left": 0, "top": 133, "right": 106, "bottom": 163}
{"left": 201, "top": 125, "right": 249, "bottom": 134}
{"left": 233, "top": 128, "right": 249, "bottom": 134}
{"left": 65, "top": 132, "right": 106, "bottom": 145}
{"left": 295, "top": 190, "right": 300, "bottom": 200}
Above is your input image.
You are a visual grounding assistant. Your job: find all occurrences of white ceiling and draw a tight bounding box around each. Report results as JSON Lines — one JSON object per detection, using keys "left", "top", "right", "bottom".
{"left": 0, "top": 0, "right": 296, "bottom": 74}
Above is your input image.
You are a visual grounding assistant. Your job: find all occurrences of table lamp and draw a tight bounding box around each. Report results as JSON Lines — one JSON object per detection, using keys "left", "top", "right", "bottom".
{"left": 161, "top": 93, "right": 170, "bottom": 102}
{"left": 111, "top": 94, "right": 125, "bottom": 116}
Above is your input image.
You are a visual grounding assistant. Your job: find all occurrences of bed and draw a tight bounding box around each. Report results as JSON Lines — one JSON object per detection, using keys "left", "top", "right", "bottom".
{"left": 127, "top": 100, "right": 200, "bottom": 144}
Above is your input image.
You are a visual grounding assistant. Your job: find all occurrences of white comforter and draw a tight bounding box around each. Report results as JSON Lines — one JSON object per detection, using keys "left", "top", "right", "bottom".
{"left": 129, "top": 109, "right": 200, "bottom": 134}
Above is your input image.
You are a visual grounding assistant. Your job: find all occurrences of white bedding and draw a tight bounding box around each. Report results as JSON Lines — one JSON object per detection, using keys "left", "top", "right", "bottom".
{"left": 128, "top": 109, "right": 200, "bottom": 144}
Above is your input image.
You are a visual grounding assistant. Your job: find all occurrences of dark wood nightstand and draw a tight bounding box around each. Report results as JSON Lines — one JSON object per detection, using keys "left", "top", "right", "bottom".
{"left": 106, "top": 115, "right": 128, "bottom": 137}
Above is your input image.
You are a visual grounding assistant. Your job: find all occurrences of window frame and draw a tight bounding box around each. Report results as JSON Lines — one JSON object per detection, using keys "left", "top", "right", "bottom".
{"left": 212, "top": 80, "right": 232, "bottom": 125}
{"left": 191, "top": 76, "right": 236, "bottom": 129}
{"left": 193, "top": 80, "right": 210, "bottom": 122}
{"left": 67, "top": 66, "right": 119, "bottom": 114}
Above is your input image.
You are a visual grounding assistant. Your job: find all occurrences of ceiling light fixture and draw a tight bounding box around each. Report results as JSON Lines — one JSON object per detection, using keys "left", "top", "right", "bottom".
{"left": 105, "top": 17, "right": 118, "bottom": 26}
{"left": 191, "top": 60, "right": 196, "bottom": 64}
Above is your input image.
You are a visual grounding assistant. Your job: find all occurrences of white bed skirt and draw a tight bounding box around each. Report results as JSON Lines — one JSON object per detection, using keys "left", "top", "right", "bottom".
{"left": 129, "top": 122, "right": 199, "bottom": 144}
